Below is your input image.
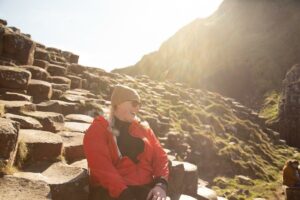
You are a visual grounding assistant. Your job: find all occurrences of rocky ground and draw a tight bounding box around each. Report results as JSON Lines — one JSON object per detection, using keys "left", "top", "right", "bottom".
{"left": 0, "top": 19, "right": 299, "bottom": 200}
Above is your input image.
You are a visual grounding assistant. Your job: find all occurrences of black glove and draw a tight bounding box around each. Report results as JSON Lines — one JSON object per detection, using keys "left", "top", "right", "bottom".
{"left": 118, "top": 188, "right": 136, "bottom": 200}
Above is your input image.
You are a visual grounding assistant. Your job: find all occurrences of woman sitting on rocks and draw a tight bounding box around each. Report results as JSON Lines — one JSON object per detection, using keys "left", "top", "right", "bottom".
{"left": 84, "top": 85, "right": 169, "bottom": 200}
{"left": 283, "top": 159, "right": 300, "bottom": 187}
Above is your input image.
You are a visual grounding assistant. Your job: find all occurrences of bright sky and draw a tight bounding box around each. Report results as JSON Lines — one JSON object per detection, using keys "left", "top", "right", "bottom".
{"left": 0, "top": 0, "right": 223, "bottom": 71}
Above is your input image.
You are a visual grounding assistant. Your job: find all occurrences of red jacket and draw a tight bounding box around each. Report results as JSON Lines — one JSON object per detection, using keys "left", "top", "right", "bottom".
{"left": 83, "top": 116, "right": 169, "bottom": 198}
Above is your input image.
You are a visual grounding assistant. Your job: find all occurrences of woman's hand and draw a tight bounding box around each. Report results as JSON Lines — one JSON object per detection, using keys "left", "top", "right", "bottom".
{"left": 147, "top": 185, "right": 167, "bottom": 200}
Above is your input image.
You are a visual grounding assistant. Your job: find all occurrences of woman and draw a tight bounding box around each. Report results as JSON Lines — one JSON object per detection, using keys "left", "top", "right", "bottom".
{"left": 84, "top": 85, "right": 169, "bottom": 200}
{"left": 283, "top": 159, "right": 300, "bottom": 187}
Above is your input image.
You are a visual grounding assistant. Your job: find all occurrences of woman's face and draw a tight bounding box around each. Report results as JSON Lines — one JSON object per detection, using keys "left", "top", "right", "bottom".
{"left": 114, "top": 100, "right": 140, "bottom": 122}
{"left": 292, "top": 163, "right": 299, "bottom": 169}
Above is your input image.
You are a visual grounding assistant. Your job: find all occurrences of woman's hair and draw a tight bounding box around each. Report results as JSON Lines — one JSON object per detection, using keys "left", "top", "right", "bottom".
{"left": 107, "top": 105, "right": 116, "bottom": 129}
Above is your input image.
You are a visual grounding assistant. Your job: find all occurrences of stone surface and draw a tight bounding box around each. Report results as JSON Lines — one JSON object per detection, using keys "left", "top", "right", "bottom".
{"left": 1, "top": 91, "right": 32, "bottom": 101}
{"left": 58, "top": 131, "right": 84, "bottom": 163}
{"left": 49, "top": 76, "right": 71, "bottom": 85}
{"left": 36, "top": 100, "right": 80, "bottom": 115}
{"left": 0, "top": 26, "right": 4, "bottom": 55}
{"left": 0, "top": 118, "right": 19, "bottom": 167}
{"left": 172, "top": 161, "right": 198, "bottom": 196}
{"left": 0, "top": 66, "right": 31, "bottom": 90}
{"left": 63, "top": 122, "right": 90, "bottom": 133}
{"left": 168, "top": 160, "right": 185, "bottom": 198}
{"left": 33, "top": 59, "right": 49, "bottom": 69}
{"left": 279, "top": 64, "right": 300, "bottom": 148}
{"left": 0, "top": 100, "right": 35, "bottom": 114}
{"left": 70, "top": 159, "right": 88, "bottom": 170}
{"left": 13, "top": 162, "right": 88, "bottom": 200}
{"left": 236, "top": 175, "right": 254, "bottom": 186}
{"left": 51, "top": 83, "right": 70, "bottom": 92}
{"left": 0, "top": 103, "right": 4, "bottom": 117}
{"left": 67, "top": 75, "right": 82, "bottom": 89}
{"left": 52, "top": 89, "right": 63, "bottom": 100}
{"left": 69, "top": 53, "right": 79, "bottom": 64}
{"left": 43, "top": 162, "right": 88, "bottom": 200}
{"left": 68, "top": 63, "right": 85, "bottom": 74}
{"left": 47, "top": 64, "right": 66, "bottom": 76}
{"left": 19, "top": 129, "right": 63, "bottom": 162}
{"left": 196, "top": 187, "right": 218, "bottom": 200}
{"left": 0, "top": 176, "right": 51, "bottom": 200}
{"left": 20, "top": 65, "right": 49, "bottom": 81}
{"left": 21, "top": 110, "right": 64, "bottom": 132}
{"left": 0, "top": 19, "right": 7, "bottom": 26}
{"left": 27, "top": 79, "right": 53, "bottom": 102}
{"left": 60, "top": 92, "right": 88, "bottom": 102}
{"left": 0, "top": 87, "right": 26, "bottom": 94}
{"left": 4, "top": 113, "right": 42, "bottom": 129}
{"left": 64, "top": 89, "right": 97, "bottom": 99}
{"left": 65, "top": 114, "right": 93, "bottom": 123}
{"left": 34, "top": 47, "right": 50, "bottom": 61}
{"left": 178, "top": 194, "right": 197, "bottom": 200}
{"left": 3, "top": 32, "right": 36, "bottom": 65}
{"left": 0, "top": 57, "right": 16, "bottom": 66}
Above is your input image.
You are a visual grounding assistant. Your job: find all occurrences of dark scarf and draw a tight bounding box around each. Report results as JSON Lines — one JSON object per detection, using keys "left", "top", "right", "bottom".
{"left": 114, "top": 117, "right": 144, "bottom": 163}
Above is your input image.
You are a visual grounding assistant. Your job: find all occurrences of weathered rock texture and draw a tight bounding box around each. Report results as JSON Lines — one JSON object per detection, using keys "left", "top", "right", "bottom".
{"left": 0, "top": 118, "right": 19, "bottom": 167}
{"left": 279, "top": 64, "right": 300, "bottom": 148}
{"left": 0, "top": 176, "right": 52, "bottom": 199}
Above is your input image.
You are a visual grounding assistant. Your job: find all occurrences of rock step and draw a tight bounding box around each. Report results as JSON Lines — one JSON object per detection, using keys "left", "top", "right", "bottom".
{"left": 196, "top": 187, "right": 218, "bottom": 200}
{"left": 0, "top": 100, "right": 35, "bottom": 114}
{"left": 0, "top": 176, "right": 51, "bottom": 200}
{"left": 34, "top": 47, "right": 50, "bottom": 62}
{"left": 19, "top": 129, "right": 63, "bottom": 162}
{"left": 4, "top": 113, "right": 42, "bottom": 129}
{"left": 49, "top": 76, "right": 71, "bottom": 85}
{"left": 2, "top": 31, "right": 35, "bottom": 65}
{"left": 67, "top": 75, "right": 82, "bottom": 89}
{"left": 13, "top": 162, "right": 88, "bottom": 200}
{"left": 20, "top": 65, "right": 49, "bottom": 81}
{"left": 0, "top": 91, "right": 32, "bottom": 101}
{"left": 47, "top": 64, "right": 67, "bottom": 76}
{"left": 62, "top": 52, "right": 79, "bottom": 64}
{"left": 60, "top": 92, "right": 89, "bottom": 102}
{"left": 68, "top": 63, "right": 86, "bottom": 74}
{"left": 27, "top": 79, "right": 53, "bottom": 102}
{"left": 33, "top": 59, "right": 49, "bottom": 69}
{"left": 21, "top": 110, "right": 64, "bottom": 132}
{"left": 51, "top": 83, "right": 70, "bottom": 92}
{"left": 64, "top": 89, "right": 98, "bottom": 99}
{"left": 0, "top": 66, "right": 31, "bottom": 90}
{"left": 168, "top": 161, "right": 198, "bottom": 198}
{"left": 36, "top": 100, "right": 80, "bottom": 115}
{"left": 65, "top": 114, "right": 93, "bottom": 123}
{"left": 63, "top": 121, "right": 90, "bottom": 133}
{"left": 0, "top": 118, "right": 19, "bottom": 168}
{"left": 70, "top": 159, "right": 87, "bottom": 170}
{"left": 58, "top": 131, "right": 84, "bottom": 163}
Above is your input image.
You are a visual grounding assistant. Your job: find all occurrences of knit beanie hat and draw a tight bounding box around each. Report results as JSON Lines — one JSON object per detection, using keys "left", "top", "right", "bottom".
{"left": 111, "top": 85, "right": 140, "bottom": 106}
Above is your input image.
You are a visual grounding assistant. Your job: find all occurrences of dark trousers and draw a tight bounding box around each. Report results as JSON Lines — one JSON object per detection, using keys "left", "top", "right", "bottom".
{"left": 89, "top": 183, "right": 154, "bottom": 200}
